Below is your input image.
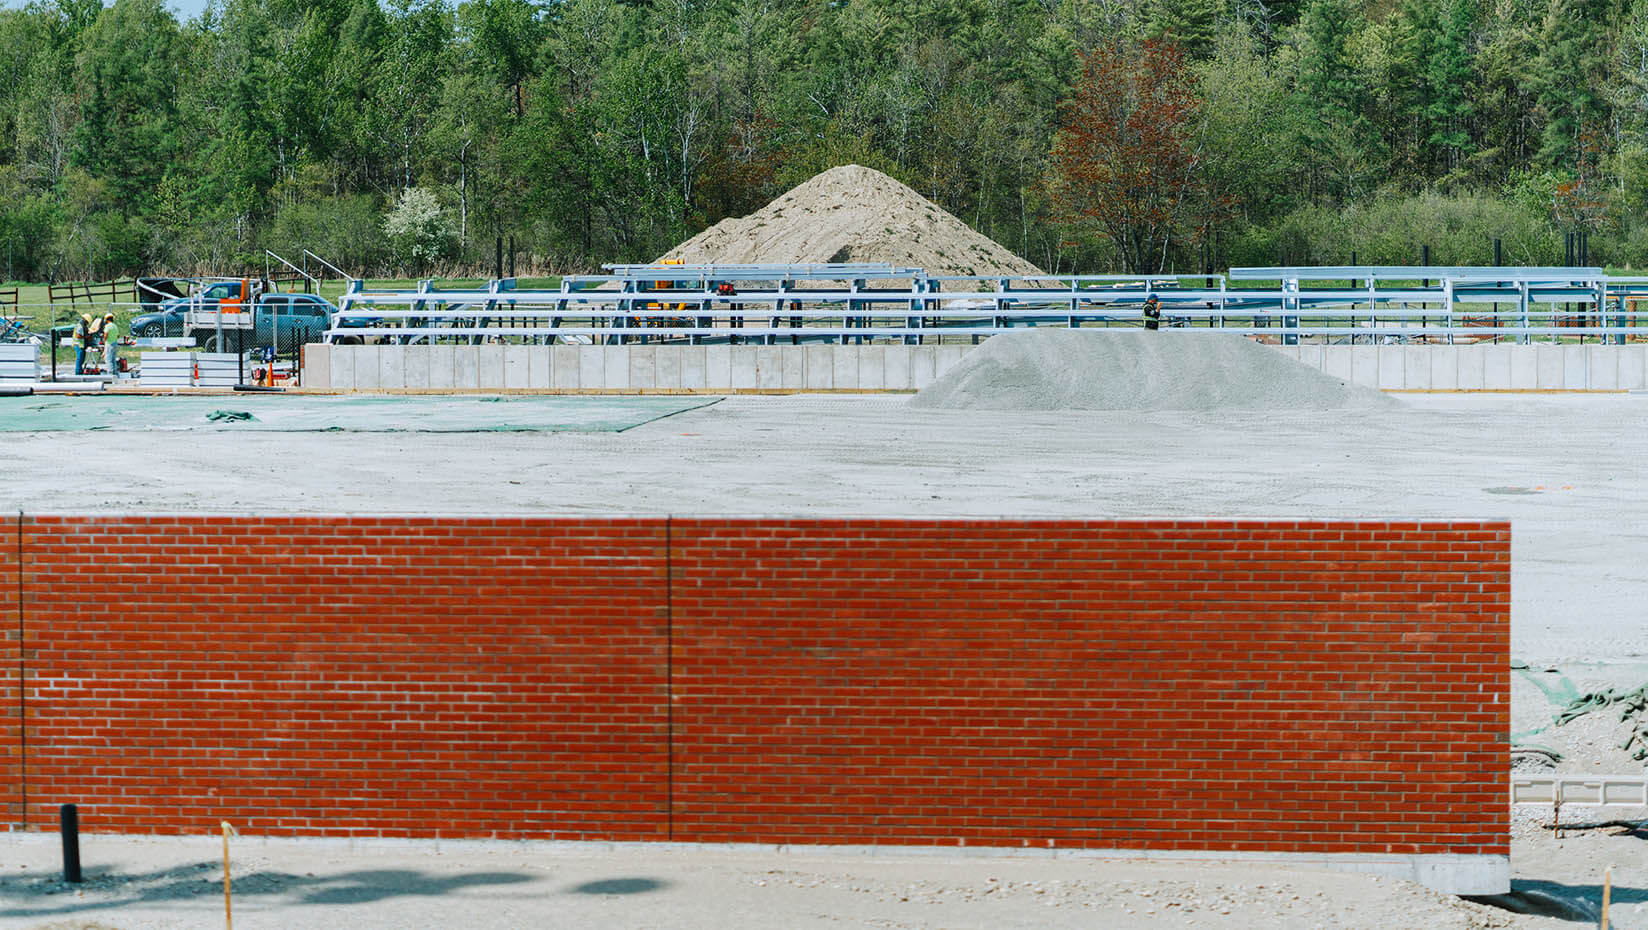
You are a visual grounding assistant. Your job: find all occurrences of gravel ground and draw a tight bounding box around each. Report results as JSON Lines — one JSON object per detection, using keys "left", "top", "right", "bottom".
{"left": 0, "top": 835, "right": 1576, "bottom": 930}
{"left": 2, "top": 393, "right": 1644, "bottom": 662}
{"left": 4, "top": 391, "right": 1647, "bottom": 927}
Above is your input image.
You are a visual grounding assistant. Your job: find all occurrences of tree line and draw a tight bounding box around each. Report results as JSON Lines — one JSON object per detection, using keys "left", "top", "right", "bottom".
{"left": 0, "top": 0, "right": 1641, "bottom": 281}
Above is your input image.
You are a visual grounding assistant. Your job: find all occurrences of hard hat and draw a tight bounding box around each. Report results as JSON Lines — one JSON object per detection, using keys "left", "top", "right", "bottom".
{"left": 81, "top": 313, "right": 92, "bottom": 323}
{"left": 104, "top": 312, "right": 115, "bottom": 321}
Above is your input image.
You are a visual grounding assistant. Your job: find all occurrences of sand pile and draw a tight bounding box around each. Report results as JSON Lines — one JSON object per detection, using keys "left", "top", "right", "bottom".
{"left": 909, "top": 330, "right": 1396, "bottom": 411}
{"left": 658, "top": 165, "right": 1043, "bottom": 280}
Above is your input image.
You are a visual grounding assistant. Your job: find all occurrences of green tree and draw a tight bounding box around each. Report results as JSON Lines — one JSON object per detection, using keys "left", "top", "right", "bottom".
{"left": 72, "top": 0, "right": 182, "bottom": 209}
{"left": 1535, "top": 0, "right": 1614, "bottom": 168}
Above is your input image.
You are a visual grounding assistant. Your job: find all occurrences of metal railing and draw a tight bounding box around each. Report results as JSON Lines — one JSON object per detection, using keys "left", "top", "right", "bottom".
{"left": 321, "top": 265, "right": 1648, "bottom": 346}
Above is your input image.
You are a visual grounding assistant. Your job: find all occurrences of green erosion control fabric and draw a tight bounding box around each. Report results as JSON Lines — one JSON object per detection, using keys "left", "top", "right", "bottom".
{"left": 0, "top": 394, "right": 722, "bottom": 432}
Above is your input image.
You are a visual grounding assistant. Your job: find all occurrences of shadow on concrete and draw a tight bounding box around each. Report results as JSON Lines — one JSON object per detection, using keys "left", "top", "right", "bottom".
{"left": 567, "top": 877, "right": 668, "bottom": 895}
{"left": 0, "top": 860, "right": 534, "bottom": 919}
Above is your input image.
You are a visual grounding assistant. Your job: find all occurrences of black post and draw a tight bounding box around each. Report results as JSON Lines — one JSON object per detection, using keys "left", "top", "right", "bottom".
{"left": 495, "top": 237, "right": 503, "bottom": 281}
{"left": 1493, "top": 237, "right": 1504, "bottom": 342}
{"left": 509, "top": 236, "right": 516, "bottom": 277}
{"left": 49, "top": 325, "right": 57, "bottom": 381}
{"left": 1421, "top": 245, "right": 1431, "bottom": 332}
{"left": 1580, "top": 230, "right": 1589, "bottom": 266}
{"left": 60, "top": 804, "right": 82, "bottom": 883}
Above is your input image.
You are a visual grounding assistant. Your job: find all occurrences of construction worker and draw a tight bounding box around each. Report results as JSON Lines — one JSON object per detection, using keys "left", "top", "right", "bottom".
{"left": 101, "top": 313, "right": 119, "bottom": 377}
{"left": 71, "top": 313, "right": 91, "bottom": 375}
{"left": 85, "top": 313, "right": 105, "bottom": 371}
{"left": 1142, "top": 293, "right": 1162, "bottom": 331}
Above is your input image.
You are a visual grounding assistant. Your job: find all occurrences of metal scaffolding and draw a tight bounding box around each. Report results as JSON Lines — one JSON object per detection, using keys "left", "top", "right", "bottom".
{"left": 322, "top": 264, "right": 1648, "bottom": 346}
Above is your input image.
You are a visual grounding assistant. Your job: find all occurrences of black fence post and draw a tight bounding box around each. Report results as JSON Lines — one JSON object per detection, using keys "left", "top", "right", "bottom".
{"left": 509, "top": 236, "right": 516, "bottom": 278}
{"left": 495, "top": 237, "right": 503, "bottom": 281}
{"left": 60, "top": 804, "right": 82, "bottom": 883}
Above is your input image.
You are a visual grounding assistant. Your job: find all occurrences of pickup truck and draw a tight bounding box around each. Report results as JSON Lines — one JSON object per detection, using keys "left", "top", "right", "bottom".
{"left": 130, "top": 284, "right": 337, "bottom": 352}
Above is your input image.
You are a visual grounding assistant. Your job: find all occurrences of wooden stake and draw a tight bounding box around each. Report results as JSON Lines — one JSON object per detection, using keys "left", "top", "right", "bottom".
{"left": 1602, "top": 864, "right": 1613, "bottom": 930}
{"left": 221, "top": 820, "right": 237, "bottom": 930}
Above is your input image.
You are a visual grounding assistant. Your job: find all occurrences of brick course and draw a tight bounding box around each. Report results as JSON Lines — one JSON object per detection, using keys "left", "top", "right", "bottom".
{"left": 5, "top": 516, "right": 1507, "bottom": 857}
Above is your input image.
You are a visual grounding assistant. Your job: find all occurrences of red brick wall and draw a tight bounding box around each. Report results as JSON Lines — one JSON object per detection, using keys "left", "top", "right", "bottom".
{"left": 6, "top": 516, "right": 1508, "bottom": 857}
{"left": 669, "top": 519, "right": 1509, "bottom": 855}
{"left": 17, "top": 516, "right": 670, "bottom": 838}
{"left": 1, "top": 514, "right": 19, "bottom": 827}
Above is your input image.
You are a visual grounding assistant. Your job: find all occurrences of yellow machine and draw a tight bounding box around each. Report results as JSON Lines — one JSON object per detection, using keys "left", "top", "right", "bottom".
{"left": 645, "top": 258, "right": 693, "bottom": 328}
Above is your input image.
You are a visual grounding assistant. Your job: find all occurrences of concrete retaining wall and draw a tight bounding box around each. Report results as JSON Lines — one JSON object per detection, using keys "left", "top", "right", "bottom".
{"left": 1273, "top": 343, "right": 1648, "bottom": 391}
{"left": 302, "top": 343, "right": 976, "bottom": 392}
{"left": 302, "top": 340, "right": 1648, "bottom": 392}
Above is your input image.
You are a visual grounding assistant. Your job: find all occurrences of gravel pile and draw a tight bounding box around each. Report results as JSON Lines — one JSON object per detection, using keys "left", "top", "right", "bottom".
{"left": 908, "top": 329, "right": 1396, "bottom": 411}
{"left": 658, "top": 165, "right": 1043, "bottom": 282}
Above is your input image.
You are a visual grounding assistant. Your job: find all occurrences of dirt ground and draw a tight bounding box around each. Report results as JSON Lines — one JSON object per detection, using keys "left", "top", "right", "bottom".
{"left": 2, "top": 391, "right": 1646, "bottom": 927}
{"left": 0, "top": 833, "right": 1599, "bottom": 930}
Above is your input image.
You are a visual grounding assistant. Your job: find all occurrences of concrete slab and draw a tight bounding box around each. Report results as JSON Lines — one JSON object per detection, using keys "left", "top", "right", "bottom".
{"left": 578, "top": 345, "right": 604, "bottom": 390}
{"left": 428, "top": 344, "right": 456, "bottom": 390}
{"left": 403, "top": 346, "right": 430, "bottom": 391}
{"left": 805, "top": 346, "right": 833, "bottom": 389}
{"left": 1400, "top": 346, "right": 1429, "bottom": 390}
{"left": 755, "top": 347, "right": 782, "bottom": 390}
{"left": 380, "top": 342, "right": 406, "bottom": 390}
{"left": 781, "top": 347, "right": 804, "bottom": 389}
{"left": 353, "top": 346, "right": 381, "bottom": 390}
{"left": 680, "top": 346, "right": 707, "bottom": 390}
{"left": 1322, "top": 346, "right": 1352, "bottom": 384}
{"left": 704, "top": 345, "right": 731, "bottom": 390}
{"left": 832, "top": 346, "right": 859, "bottom": 390}
{"left": 1456, "top": 344, "right": 1485, "bottom": 390}
{"left": 551, "top": 346, "right": 580, "bottom": 389}
{"left": 1482, "top": 344, "right": 1513, "bottom": 390}
{"left": 602, "top": 345, "right": 629, "bottom": 390}
{"left": 528, "top": 346, "right": 551, "bottom": 389}
{"left": 1534, "top": 345, "right": 1564, "bottom": 389}
{"left": 1511, "top": 347, "right": 1539, "bottom": 389}
{"left": 1561, "top": 345, "right": 1587, "bottom": 390}
{"left": 329, "top": 344, "right": 354, "bottom": 391}
{"left": 477, "top": 345, "right": 505, "bottom": 389}
{"left": 859, "top": 346, "right": 886, "bottom": 390}
{"left": 657, "top": 346, "right": 682, "bottom": 390}
{"left": 885, "top": 345, "right": 912, "bottom": 390}
{"left": 1587, "top": 346, "right": 1619, "bottom": 390}
{"left": 629, "top": 346, "right": 657, "bottom": 389}
{"left": 731, "top": 347, "right": 758, "bottom": 389}
{"left": 1293, "top": 344, "right": 1322, "bottom": 373}
{"left": 454, "top": 346, "right": 480, "bottom": 390}
{"left": 504, "top": 346, "right": 531, "bottom": 389}
{"left": 1350, "top": 345, "right": 1379, "bottom": 388}
{"left": 1429, "top": 345, "right": 1457, "bottom": 390}
{"left": 304, "top": 345, "right": 331, "bottom": 389}
{"left": 1625, "top": 347, "right": 1648, "bottom": 390}
{"left": 911, "top": 346, "right": 939, "bottom": 389}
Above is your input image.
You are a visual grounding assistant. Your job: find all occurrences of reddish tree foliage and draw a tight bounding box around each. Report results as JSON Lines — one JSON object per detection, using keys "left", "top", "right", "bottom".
{"left": 1051, "top": 40, "right": 1205, "bottom": 274}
